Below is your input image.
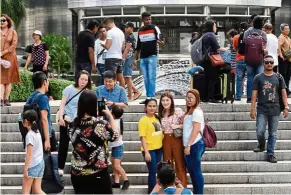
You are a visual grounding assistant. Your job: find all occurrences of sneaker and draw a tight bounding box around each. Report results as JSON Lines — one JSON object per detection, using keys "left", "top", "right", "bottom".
{"left": 58, "top": 169, "right": 64, "bottom": 177}
{"left": 4, "top": 99, "right": 11, "bottom": 106}
{"left": 122, "top": 180, "right": 130, "bottom": 190}
{"left": 267, "top": 154, "right": 278, "bottom": 163}
{"left": 247, "top": 98, "right": 251, "bottom": 103}
{"left": 253, "top": 145, "right": 265, "bottom": 152}
{"left": 112, "top": 182, "right": 121, "bottom": 188}
{"left": 133, "top": 91, "right": 142, "bottom": 101}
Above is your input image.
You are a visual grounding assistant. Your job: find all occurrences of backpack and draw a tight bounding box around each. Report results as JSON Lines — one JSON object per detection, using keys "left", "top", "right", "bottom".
{"left": 18, "top": 92, "right": 45, "bottom": 149}
{"left": 244, "top": 32, "right": 264, "bottom": 65}
{"left": 200, "top": 118, "right": 217, "bottom": 148}
{"left": 276, "top": 73, "right": 285, "bottom": 111}
{"left": 237, "top": 32, "right": 245, "bottom": 55}
{"left": 190, "top": 36, "right": 208, "bottom": 64}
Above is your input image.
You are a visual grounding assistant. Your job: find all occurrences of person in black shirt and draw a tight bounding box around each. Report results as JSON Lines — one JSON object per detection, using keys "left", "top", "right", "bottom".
{"left": 75, "top": 20, "right": 99, "bottom": 78}
{"left": 134, "top": 12, "right": 164, "bottom": 104}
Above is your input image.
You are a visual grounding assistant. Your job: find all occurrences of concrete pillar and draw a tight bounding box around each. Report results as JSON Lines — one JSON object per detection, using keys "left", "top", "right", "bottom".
{"left": 78, "top": 9, "right": 85, "bottom": 32}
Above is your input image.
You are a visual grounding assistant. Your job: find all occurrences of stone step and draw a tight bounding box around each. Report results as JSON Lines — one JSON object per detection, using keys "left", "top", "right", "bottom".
{"left": 2, "top": 183, "right": 291, "bottom": 194}
{"left": 2, "top": 150, "right": 291, "bottom": 163}
{"left": 2, "top": 140, "right": 291, "bottom": 152}
{"left": 2, "top": 172, "right": 291, "bottom": 186}
{"left": 2, "top": 121, "right": 291, "bottom": 132}
{"left": 2, "top": 161, "right": 291, "bottom": 174}
{"left": 3, "top": 130, "right": 291, "bottom": 142}
{"left": 3, "top": 112, "right": 291, "bottom": 123}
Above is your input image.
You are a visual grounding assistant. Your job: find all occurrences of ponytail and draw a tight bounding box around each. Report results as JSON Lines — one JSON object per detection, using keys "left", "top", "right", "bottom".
{"left": 31, "top": 121, "right": 38, "bottom": 133}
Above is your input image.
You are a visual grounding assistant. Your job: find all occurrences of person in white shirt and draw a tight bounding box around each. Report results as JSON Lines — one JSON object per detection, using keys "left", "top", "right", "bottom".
{"left": 102, "top": 18, "right": 125, "bottom": 87}
{"left": 263, "top": 23, "right": 279, "bottom": 72}
{"left": 182, "top": 89, "right": 205, "bottom": 194}
{"left": 109, "top": 105, "right": 130, "bottom": 190}
{"left": 95, "top": 26, "right": 107, "bottom": 85}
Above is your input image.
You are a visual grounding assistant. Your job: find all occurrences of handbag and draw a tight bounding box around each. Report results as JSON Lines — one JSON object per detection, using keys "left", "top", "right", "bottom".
{"left": 56, "top": 88, "right": 85, "bottom": 123}
{"left": 0, "top": 58, "right": 11, "bottom": 68}
{"left": 200, "top": 118, "right": 217, "bottom": 148}
{"left": 171, "top": 114, "right": 183, "bottom": 138}
{"left": 276, "top": 73, "right": 285, "bottom": 111}
{"left": 283, "top": 49, "right": 291, "bottom": 59}
{"left": 209, "top": 53, "right": 224, "bottom": 67}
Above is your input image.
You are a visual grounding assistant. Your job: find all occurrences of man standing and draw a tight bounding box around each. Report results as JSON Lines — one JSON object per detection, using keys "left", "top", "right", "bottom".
{"left": 278, "top": 23, "right": 291, "bottom": 97}
{"left": 250, "top": 55, "right": 289, "bottom": 163}
{"left": 263, "top": 23, "right": 278, "bottom": 72}
{"left": 24, "top": 30, "right": 49, "bottom": 75}
{"left": 134, "top": 11, "right": 163, "bottom": 104}
{"left": 75, "top": 20, "right": 99, "bottom": 77}
{"left": 122, "top": 22, "right": 141, "bottom": 101}
{"left": 95, "top": 26, "right": 107, "bottom": 85}
{"left": 102, "top": 18, "right": 125, "bottom": 87}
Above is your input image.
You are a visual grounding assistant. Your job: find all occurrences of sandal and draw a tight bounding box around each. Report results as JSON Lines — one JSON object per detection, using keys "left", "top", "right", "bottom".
{"left": 133, "top": 91, "right": 142, "bottom": 101}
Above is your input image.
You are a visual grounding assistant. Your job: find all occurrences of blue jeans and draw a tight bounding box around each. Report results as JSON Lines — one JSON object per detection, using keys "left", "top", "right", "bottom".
{"left": 97, "top": 63, "right": 105, "bottom": 85}
{"left": 142, "top": 148, "right": 163, "bottom": 194}
{"left": 256, "top": 113, "right": 279, "bottom": 156}
{"left": 184, "top": 139, "right": 205, "bottom": 194}
{"left": 236, "top": 60, "right": 247, "bottom": 99}
{"left": 246, "top": 63, "right": 263, "bottom": 99}
{"left": 140, "top": 55, "right": 157, "bottom": 98}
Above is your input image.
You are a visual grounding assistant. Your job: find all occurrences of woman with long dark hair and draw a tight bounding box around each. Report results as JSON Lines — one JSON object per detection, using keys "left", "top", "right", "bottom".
{"left": 69, "top": 90, "right": 118, "bottom": 194}
{"left": 57, "top": 70, "right": 92, "bottom": 176}
{"left": 158, "top": 92, "right": 187, "bottom": 187}
{"left": 1, "top": 14, "right": 20, "bottom": 106}
{"left": 138, "top": 99, "right": 163, "bottom": 194}
{"left": 183, "top": 89, "right": 205, "bottom": 194}
{"left": 201, "top": 20, "right": 228, "bottom": 103}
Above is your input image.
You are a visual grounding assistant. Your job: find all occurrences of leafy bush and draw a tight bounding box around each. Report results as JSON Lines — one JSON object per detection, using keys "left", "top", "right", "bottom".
{"left": 9, "top": 71, "right": 74, "bottom": 102}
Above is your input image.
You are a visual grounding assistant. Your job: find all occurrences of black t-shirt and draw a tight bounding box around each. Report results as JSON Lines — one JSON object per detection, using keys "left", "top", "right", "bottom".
{"left": 202, "top": 32, "right": 220, "bottom": 55}
{"left": 136, "top": 24, "right": 160, "bottom": 59}
{"left": 125, "top": 33, "right": 136, "bottom": 59}
{"left": 76, "top": 30, "right": 95, "bottom": 63}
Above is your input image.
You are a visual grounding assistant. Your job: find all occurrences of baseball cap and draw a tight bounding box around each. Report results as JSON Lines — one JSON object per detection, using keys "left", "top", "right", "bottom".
{"left": 125, "top": 22, "right": 134, "bottom": 28}
{"left": 32, "top": 30, "right": 42, "bottom": 36}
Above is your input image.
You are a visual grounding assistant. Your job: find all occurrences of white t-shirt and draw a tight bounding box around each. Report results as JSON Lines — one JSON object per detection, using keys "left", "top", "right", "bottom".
{"left": 94, "top": 39, "right": 107, "bottom": 64}
{"left": 266, "top": 33, "right": 279, "bottom": 66}
{"left": 108, "top": 119, "right": 123, "bottom": 148}
{"left": 182, "top": 107, "right": 204, "bottom": 147}
{"left": 25, "top": 130, "right": 44, "bottom": 168}
{"left": 105, "top": 27, "right": 125, "bottom": 59}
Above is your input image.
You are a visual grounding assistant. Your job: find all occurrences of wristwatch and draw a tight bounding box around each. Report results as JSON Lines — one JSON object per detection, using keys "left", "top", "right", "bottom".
{"left": 284, "top": 106, "right": 289, "bottom": 110}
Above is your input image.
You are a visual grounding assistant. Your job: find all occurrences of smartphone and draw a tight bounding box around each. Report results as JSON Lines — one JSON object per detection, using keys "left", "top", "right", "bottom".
{"left": 98, "top": 98, "right": 106, "bottom": 117}
{"left": 159, "top": 33, "right": 164, "bottom": 40}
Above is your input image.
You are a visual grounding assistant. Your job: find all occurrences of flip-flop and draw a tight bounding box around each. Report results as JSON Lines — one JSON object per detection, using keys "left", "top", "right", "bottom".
{"left": 133, "top": 91, "right": 142, "bottom": 101}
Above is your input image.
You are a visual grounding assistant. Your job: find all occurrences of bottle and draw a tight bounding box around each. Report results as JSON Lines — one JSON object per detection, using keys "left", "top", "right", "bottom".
{"left": 18, "top": 113, "right": 22, "bottom": 122}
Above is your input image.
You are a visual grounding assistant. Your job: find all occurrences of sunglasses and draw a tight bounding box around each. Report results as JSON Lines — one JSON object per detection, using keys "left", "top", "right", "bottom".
{"left": 1, "top": 19, "right": 7, "bottom": 23}
{"left": 264, "top": 61, "right": 274, "bottom": 65}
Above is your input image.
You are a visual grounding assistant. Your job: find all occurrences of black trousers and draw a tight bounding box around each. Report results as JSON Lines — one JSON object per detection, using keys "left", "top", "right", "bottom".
{"left": 278, "top": 56, "right": 291, "bottom": 93}
{"left": 71, "top": 168, "right": 113, "bottom": 194}
{"left": 202, "top": 60, "right": 219, "bottom": 100}
{"left": 58, "top": 124, "right": 69, "bottom": 170}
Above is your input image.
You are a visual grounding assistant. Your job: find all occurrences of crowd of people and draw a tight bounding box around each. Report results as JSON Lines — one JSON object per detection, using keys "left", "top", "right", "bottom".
{"left": 1, "top": 10, "right": 291, "bottom": 195}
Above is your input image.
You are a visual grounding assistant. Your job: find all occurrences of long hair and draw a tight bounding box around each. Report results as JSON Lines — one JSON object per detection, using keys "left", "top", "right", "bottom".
{"left": 158, "top": 92, "right": 175, "bottom": 119}
{"left": 74, "top": 90, "right": 97, "bottom": 127}
{"left": 144, "top": 99, "right": 160, "bottom": 123}
{"left": 22, "top": 110, "right": 38, "bottom": 133}
{"left": 1, "top": 14, "right": 14, "bottom": 29}
{"left": 74, "top": 70, "right": 92, "bottom": 90}
{"left": 185, "top": 89, "right": 201, "bottom": 115}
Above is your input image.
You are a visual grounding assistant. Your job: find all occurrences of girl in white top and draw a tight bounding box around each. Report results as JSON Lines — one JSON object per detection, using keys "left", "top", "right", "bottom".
{"left": 22, "top": 110, "right": 45, "bottom": 194}
{"left": 182, "top": 89, "right": 205, "bottom": 194}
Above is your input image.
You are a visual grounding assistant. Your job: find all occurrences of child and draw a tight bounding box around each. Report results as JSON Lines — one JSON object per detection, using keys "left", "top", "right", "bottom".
{"left": 109, "top": 105, "right": 130, "bottom": 190}
{"left": 22, "top": 110, "right": 45, "bottom": 194}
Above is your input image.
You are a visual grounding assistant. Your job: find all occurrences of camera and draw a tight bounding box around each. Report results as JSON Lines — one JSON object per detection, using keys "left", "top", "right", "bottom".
{"left": 98, "top": 97, "right": 106, "bottom": 117}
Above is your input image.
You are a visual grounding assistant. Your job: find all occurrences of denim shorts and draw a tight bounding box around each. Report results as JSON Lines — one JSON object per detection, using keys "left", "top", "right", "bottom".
{"left": 111, "top": 144, "right": 124, "bottom": 159}
{"left": 123, "top": 56, "right": 133, "bottom": 77}
{"left": 27, "top": 159, "right": 45, "bottom": 178}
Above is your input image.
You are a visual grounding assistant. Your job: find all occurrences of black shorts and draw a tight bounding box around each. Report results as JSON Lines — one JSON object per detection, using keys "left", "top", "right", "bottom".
{"left": 105, "top": 58, "right": 122, "bottom": 74}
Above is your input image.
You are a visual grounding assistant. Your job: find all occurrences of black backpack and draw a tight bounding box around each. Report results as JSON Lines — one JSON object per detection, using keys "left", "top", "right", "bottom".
{"left": 19, "top": 92, "right": 45, "bottom": 149}
{"left": 237, "top": 32, "right": 245, "bottom": 55}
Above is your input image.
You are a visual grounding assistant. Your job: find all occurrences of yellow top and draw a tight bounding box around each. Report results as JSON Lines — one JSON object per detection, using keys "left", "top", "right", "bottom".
{"left": 138, "top": 115, "right": 163, "bottom": 151}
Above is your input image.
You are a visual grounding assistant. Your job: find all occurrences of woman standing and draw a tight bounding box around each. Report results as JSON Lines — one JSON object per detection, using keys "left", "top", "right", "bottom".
{"left": 1, "top": 14, "right": 20, "bottom": 106}
{"left": 69, "top": 90, "right": 118, "bottom": 194}
{"left": 138, "top": 99, "right": 163, "bottom": 194}
{"left": 158, "top": 92, "right": 187, "bottom": 187}
{"left": 183, "top": 89, "right": 205, "bottom": 194}
{"left": 57, "top": 70, "right": 91, "bottom": 176}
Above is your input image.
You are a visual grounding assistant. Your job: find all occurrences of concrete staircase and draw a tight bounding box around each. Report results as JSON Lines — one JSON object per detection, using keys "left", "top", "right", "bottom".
{"left": 1, "top": 100, "right": 291, "bottom": 194}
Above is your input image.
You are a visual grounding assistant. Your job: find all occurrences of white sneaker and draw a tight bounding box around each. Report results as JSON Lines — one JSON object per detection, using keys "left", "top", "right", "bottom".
{"left": 58, "top": 169, "right": 64, "bottom": 176}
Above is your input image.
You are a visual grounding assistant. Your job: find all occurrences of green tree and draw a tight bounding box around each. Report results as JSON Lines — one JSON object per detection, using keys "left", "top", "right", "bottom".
{"left": 42, "top": 34, "right": 72, "bottom": 78}
{"left": 1, "top": 0, "right": 27, "bottom": 29}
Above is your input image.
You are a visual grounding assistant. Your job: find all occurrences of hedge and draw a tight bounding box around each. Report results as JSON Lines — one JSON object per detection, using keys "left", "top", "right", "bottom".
{"left": 10, "top": 71, "right": 74, "bottom": 102}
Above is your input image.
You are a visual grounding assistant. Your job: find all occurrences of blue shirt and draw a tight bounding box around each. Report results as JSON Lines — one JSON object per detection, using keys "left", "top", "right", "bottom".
{"left": 62, "top": 85, "right": 82, "bottom": 120}
{"left": 96, "top": 84, "right": 128, "bottom": 105}
{"left": 26, "top": 91, "right": 52, "bottom": 136}
{"left": 151, "top": 187, "right": 193, "bottom": 195}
